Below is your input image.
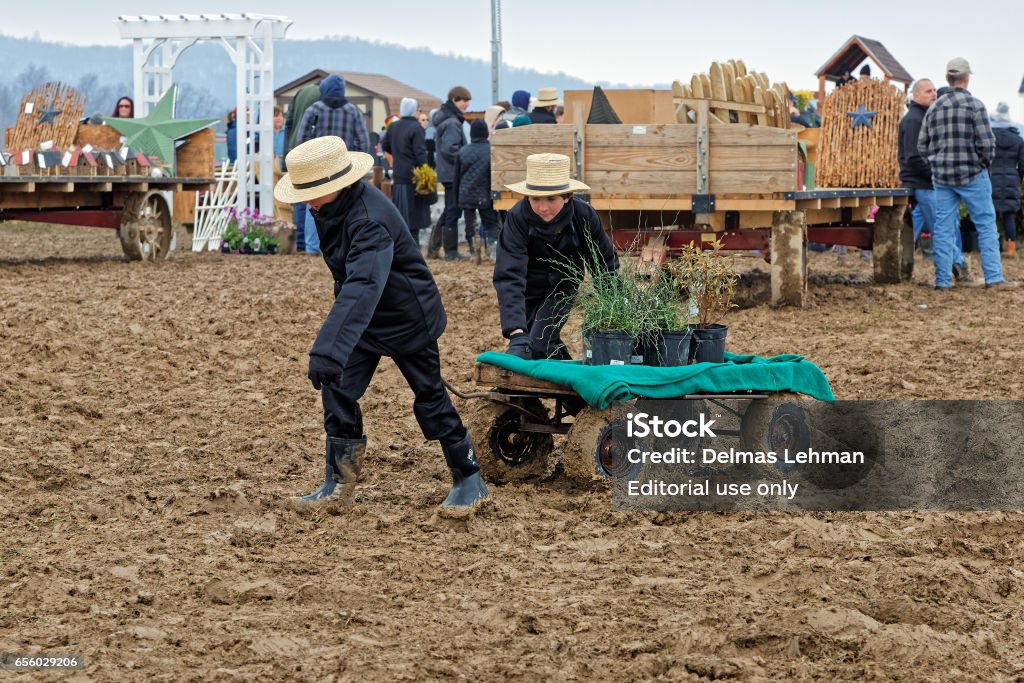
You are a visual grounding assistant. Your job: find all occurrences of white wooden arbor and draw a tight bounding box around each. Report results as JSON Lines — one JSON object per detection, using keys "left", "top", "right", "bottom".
{"left": 116, "top": 13, "right": 292, "bottom": 217}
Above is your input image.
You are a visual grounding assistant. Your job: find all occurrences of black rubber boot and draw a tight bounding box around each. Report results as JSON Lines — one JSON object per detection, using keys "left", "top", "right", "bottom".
{"left": 296, "top": 436, "right": 366, "bottom": 506}
{"left": 440, "top": 433, "right": 489, "bottom": 506}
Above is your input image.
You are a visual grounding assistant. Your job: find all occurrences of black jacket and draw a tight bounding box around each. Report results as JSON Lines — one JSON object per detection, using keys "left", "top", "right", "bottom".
{"left": 898, "top": 102, "right": 932, "bottom": 189}
{"left": 381, "top": 117, "right": 427, "bottom": 184}
{"left": 432, "top": 101, "right": 466, "bottom": 184}
{"left": 455, "top": 139, "right": 491, "bottom": 209}
{"left": 310, "top": 181, "right": 446, "bottom": 364}
{"left": 529, "top": 107, "right": 557, "bottom": 125}
{"left": 989, "top": 126, "right": 1024, "bottom": 213}
{"left": 493, "top": 196, "right": 619, "bottom": 337}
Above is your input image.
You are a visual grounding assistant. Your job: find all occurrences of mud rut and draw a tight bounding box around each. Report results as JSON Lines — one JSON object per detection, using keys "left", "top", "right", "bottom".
{"left": 3, "top": 222, "right": 1024, "bottom": 681}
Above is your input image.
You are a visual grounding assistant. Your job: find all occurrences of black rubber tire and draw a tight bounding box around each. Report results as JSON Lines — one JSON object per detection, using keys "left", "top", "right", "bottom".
{"left": 463, "top": 397, "right": 554, "bottom": 485}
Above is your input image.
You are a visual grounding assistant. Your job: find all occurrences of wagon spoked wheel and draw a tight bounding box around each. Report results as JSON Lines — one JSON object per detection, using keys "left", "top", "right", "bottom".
{"left": 119, "top": 191, "right": 172, "bottom": 261}
{"left": 562, "top": 405, "right": 642, "bottom": 487}
{"left": 463, "top": 397, "right": 554, "bottom": 485}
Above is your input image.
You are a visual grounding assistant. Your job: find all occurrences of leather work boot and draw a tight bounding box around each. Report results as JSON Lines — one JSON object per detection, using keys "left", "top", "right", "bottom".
{"left": 1007, "top": 241, "right": 1017, "bottom": 257}
{"left": 440, "top": 433, "right": 489, "bottom": 506}
{"left": 295, "top": 436, "right": 366, "bottom": 506}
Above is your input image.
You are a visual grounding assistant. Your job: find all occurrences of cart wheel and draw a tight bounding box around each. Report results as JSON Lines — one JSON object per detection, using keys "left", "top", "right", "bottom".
{"left": 463, "top": 397, "right": 554, "bottom": 484}
{"left": 740, "top": 395, "right": 810, "bottom": 472}
{"left": 119, "top": 191, "right": 172, "bottom": 261}
{"left": 562, "top": 406, "right": 641, "bottom": 486}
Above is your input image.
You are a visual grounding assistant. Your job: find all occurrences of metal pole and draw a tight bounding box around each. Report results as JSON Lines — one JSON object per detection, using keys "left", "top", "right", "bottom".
{"left": 490, "top": 0, "right": 502, "bottom": 105}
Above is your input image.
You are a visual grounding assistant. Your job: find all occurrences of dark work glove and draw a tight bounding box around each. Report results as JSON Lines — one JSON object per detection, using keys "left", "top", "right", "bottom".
{"left": 308, "top": 354, "right": 344, "bottom": 390}
{"left": 505, "top": 334, "right": 533, "bottom": 360}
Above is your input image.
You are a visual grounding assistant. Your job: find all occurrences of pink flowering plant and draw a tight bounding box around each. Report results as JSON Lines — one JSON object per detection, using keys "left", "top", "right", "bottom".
{"left": 220, "top": 207, "right": 292, "bottom": 254}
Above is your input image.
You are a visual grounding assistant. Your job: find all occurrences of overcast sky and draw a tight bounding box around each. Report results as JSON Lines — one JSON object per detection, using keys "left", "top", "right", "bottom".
{"left": 2, "top": 0, "right": 1022, "bottom": 119}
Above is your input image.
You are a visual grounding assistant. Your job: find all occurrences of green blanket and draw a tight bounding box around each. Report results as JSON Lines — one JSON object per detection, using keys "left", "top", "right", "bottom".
{"left": 476, "top": 351, "right": 835, "bottom": 410}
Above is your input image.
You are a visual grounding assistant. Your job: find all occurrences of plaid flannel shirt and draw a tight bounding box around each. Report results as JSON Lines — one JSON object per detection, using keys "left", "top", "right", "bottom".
{"left": 296, "top": 101, "right": 370, "bottom": 153}
{"left": 918, "top": 88, "right": 995, "bottom": 187}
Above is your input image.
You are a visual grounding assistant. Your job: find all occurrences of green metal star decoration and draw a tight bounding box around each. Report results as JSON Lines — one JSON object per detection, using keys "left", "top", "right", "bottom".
{"left": 102, "top": 86, "right": 218, "bottom": 170}
{"left": 37, "top": 106, "right": 62, "bottom": 126}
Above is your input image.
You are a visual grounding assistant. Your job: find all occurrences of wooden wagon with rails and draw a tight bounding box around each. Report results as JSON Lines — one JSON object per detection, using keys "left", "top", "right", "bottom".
{"left": 2, "top": 125, "right": 215, "bottom": 260}
{"left": 491, "top": 77, "right": 913, "bottom": 307}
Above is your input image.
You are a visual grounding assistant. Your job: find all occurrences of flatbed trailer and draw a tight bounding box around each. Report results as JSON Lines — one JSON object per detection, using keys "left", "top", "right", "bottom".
{"left": 0, "top": 175, "right": 214, "bottom": 260}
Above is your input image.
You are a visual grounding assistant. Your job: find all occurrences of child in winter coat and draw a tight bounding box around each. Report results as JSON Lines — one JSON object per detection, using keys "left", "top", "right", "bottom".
{"left": 455, "top": 119, "right": 500, "bottom": 260}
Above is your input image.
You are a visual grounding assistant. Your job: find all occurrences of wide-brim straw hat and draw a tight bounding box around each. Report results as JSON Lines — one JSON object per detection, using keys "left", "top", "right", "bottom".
{"left": 505, "top": 153, "right": 589, "bottom": 197}
{"left": 534, "top": 87, "right": 561, "bottom": 107}
{"left": 274, "top": 136, "right": 374, "bottom": 204}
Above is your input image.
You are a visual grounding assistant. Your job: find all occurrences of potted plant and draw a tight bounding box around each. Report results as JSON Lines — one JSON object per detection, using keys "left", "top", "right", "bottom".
{"left": 667, "top": 239, "right": 737, "bottom": 363}
{"left": 635, "top": 274, "right": 693, "bottom": 366}
{"left": 219, "top": 208, "right": 292, "bottom": 255}
{"left": 575, "top": 265, "right": 642, "bottom": 365}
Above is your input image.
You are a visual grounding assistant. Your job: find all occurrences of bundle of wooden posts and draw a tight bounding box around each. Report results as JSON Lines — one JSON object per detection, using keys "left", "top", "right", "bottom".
{"left": 7, "top": 82, "right": 84, "bottom": 150}
{"left": 672, "top": 60, "right": 791, "bottom": 128}
{"left": 816, "top": 79, "right": 903, "bottom": 188}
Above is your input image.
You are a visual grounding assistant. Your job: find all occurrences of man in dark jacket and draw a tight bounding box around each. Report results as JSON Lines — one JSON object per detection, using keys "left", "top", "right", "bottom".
{"left": 428, "top": 86, "right": 476, "bottom": 260}
{"left": 900, "top": 78, "right": 970, "bottom": 278}
{"left": 919, "top": 58, "right": 1014, "bottom": 289}
{"left": 455, "top": 119, "right": 499, "bottom": 260}
{"left": 990, "top": 123, "right": 1024, "bottom": 256}
{"left": 274, "top": 136, "right": 488, "bottom": 508}
{"left": 494, "top": 153, "right": 619, "bottom": 360}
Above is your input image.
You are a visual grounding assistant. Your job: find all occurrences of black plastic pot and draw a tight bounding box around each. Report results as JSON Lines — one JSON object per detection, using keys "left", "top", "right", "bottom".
{"left": 690, "top": 324, "right": 728, "bottom": 364}
{"left": 636, "top": 329, "right": 693, "bottom": 366}
{"left": 584, "top": 329, "right": 636, "bottom": 366}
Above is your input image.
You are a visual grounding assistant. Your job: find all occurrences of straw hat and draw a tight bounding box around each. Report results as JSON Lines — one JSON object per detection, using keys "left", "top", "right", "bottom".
{"left": 534, "top": 87, "right": 561, "bottom": 107}
{"left": 274, "top": 136, "right": 374, "bottom": 204}
{"left": 505, "top": 153, "right": 589, "bottom": 197}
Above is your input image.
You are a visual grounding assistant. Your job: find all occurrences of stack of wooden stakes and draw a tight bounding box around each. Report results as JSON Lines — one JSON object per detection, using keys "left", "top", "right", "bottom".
{"left": 8, "top": 82, "right": 84, "bottom": 150}
{"left": 672, "top": 60, "right": 791, "bottom": 128}
{"left": 816, "top": 79, "right": 904, "bottom": 188}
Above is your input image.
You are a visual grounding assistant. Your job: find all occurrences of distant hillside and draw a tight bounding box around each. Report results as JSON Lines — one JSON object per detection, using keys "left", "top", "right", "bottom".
{"left": 0, "top": 33, "right": 665, "bottom": 132}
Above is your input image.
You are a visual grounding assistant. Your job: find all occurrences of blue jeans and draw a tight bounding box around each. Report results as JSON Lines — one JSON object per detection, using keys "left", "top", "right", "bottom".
{"left": 914, "top": 187, "right": 964, "bottom": 266}
{"left": 303, "top": 205, "right": 320, "bottom": 254}
{"left": 933, "top": 173, "right": 1003, "bottom": 287}
{"left": 293, "top": 204, "right": 306, "bottom": 252}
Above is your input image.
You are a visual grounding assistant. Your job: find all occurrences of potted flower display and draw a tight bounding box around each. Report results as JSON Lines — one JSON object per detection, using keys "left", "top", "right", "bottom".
{"left": 220, "top": 207, "right": 293, "bottom": 255}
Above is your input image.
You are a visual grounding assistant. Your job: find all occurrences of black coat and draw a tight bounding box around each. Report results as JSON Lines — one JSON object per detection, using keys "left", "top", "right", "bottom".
{"left": 529, "top": 107, "right": 557, "bottom": 124}
{"left": 432, "top": 101, "right": 466, "bottom": 184}
{"left": 310, "top": 181, "right": 446, "bottom": 364}
{"left": 455, "top": 139, "right": 491, "bottom": 209}
{"left": 493, "top": 196, "right": 619, "bottom": 337}
{"left": 381, "top": 117, "right": 427, "bottom": 184}
{"left": 898, "top": 102, "right": 932, "bottom": 189}
{"left": 990, "top": 127, "right": 1024, "bottom": 213}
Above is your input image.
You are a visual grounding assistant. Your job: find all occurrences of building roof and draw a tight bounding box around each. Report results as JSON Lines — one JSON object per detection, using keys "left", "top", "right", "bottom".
{"left": 275, "top": 69, "right": 442, "bottom": 115}
{"left": 815, "top": 35, "right": 913, "bottom": 85}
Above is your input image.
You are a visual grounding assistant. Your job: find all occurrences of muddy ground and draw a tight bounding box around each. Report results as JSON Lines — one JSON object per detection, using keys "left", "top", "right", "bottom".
{"left": 3, "top": 222, "right": 1024, "bottom": 682}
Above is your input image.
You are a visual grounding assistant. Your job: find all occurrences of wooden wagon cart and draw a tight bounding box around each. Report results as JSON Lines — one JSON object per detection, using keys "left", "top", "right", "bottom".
{"left": 0, "top": 175, "right": 214, "bottom": 260}
{"left": 449, "top": 361, "right": 815, "bottom": 487}
{"left": 491, "top": 94, "right": 912, "bottom": 307}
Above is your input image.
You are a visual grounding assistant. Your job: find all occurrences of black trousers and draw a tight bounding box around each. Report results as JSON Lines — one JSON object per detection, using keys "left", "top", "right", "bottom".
{"left": 465, "top": 208, "right": 500, "bottom": 243}
{"left": 322, "top": 340, "right": 466, "bottom": 447}
{"left": 525, "top": 291, "right": 574, "bottom": 360}
{"left": 430, "top": 182, "right": 478, "bottom": 255}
